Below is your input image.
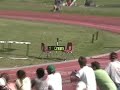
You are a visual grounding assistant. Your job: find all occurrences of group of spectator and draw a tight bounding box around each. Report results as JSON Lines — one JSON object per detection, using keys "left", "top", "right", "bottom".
{"left": 0, "top": 65, "right": 62, "bottom": 90}
{"left": 0, "top": 51, "right": 120, "bottom": 90}
{"left": 71, "top": 52, "right": 120, "bottom": 90}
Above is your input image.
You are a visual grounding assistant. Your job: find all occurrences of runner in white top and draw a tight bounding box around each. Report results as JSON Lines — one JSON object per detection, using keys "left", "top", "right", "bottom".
{"left": 71, "top": 56, "right": 96, "bottom": 90}
{"left": 105, "top": 52, "right": 120, "bottom": 90}
{"left": 46, "top": 65, "right": 62, "bottom": 90}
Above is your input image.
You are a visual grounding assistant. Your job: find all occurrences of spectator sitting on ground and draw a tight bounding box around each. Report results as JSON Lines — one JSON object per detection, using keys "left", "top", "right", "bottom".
{"left": 91, "top": 61, "right": 117, "bottom": 90}
{"left": 32, "top": 68, "right": 48, "bottom": 90}
{"left": 46, "top": 64, "right": 62, "bottom": 90}
{"left": 15, "top": 70, "right": 31, "bottom": 90}
{"left": 71, "top": 56, "right": 96, "bottom": 90}
{"left": 105, "top": 52, "right": 120, "bottom": 90}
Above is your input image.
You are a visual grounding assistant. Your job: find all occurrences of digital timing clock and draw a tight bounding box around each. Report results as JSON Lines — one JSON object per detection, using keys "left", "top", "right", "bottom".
{"left": 48, "top": 46, "right": 65, "bottom": 51}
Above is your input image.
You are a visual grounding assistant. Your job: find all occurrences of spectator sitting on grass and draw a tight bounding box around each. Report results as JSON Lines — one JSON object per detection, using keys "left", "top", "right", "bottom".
{"left": 32, "top": 68, "right": 48, "bottom": 90}
{"left": 15, "top": 70, "right": 31, "bottom": 90}
{"left": 91, "top": 61, "right": 117, "bottom": 90}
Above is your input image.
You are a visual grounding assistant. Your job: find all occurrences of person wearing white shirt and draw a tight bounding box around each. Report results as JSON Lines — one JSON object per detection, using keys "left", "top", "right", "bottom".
{"left": 46, "top": 65, "right": 62, "bottom": 90}
{"left": 71, "top": 56, "right": 96, "bottom": 90}
{"left": 106, "top": 52, "right": 120, "bottom": 90}
{"left": 0, "top": 73, "right": 10, "bottom": 90}
{"left": 32, "top": 68, "right": 48, "bottom": 90}
{"left": 15, "top": 70, "right": 31, "bottom": 90}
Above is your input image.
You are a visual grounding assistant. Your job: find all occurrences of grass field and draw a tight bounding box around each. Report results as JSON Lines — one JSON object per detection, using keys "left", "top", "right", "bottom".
{"left": 0, "top": 19, "right": 120, "bottom": 67}
{"left": 0, "top": 0, "right": 120, "bottom": 17}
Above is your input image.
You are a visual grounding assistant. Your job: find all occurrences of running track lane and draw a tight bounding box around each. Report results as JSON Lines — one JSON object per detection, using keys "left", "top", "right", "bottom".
{"left": 0, "top": 10, "right": 120, "bottom": 33}
{"left": 0, "top": 10, "right": 120, "bottom": 90}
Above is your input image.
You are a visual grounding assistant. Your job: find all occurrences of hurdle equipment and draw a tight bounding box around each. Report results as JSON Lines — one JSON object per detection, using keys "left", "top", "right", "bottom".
{"left": 0, "top": 41, "right": 31, "bottom": 56}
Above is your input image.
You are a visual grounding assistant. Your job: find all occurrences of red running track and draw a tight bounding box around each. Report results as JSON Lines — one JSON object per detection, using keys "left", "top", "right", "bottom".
{"left": 0, "top": 10, "right": 120, "bottom": 90}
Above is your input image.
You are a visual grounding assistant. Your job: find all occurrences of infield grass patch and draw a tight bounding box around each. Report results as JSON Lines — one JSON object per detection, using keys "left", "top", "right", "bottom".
{"left": 0, "top": 19, "right": 120, "bottom": 67}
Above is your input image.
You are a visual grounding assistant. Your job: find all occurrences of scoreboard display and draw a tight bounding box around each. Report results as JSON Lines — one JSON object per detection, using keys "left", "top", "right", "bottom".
{"left": 48, "top": 46, "right": 65, "bottom": 51}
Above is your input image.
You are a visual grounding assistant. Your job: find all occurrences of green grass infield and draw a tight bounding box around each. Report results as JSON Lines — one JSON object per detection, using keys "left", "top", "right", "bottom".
{"left": 0, "top": 19, "right": 120, "bottom": 67}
